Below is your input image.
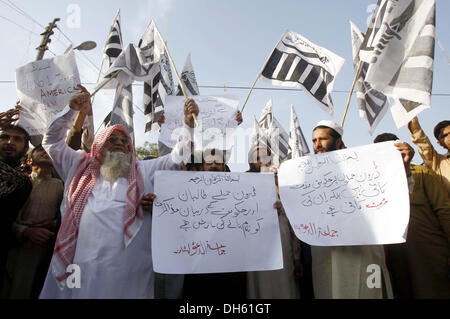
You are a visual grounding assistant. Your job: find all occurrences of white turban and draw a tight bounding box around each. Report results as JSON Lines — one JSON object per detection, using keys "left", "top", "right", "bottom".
{"left": 314, "top": 120, "right": 343, "bottom": 137}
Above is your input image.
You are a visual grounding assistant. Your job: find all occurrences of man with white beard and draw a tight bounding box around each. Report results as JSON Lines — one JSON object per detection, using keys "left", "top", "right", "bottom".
{"left": 39, "top": 86, "right": 199, "bottom": 299}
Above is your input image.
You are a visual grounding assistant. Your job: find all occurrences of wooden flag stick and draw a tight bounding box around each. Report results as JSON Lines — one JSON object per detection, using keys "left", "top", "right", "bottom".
{"left": 156, "top": 30, "right": 199, "bottom": 127}
{"left": 91, "top": 57, "right": 105, "bottom": 105}
{"left": 241, "top": 31, "right": 287, "bottom": 114}
{"left": 90, "top": 70, "right": 121, "bottom": 97}
{"left": 240, "top": 74, "right": 261, "bottom": 113}
{"left": 341, "top": 60, "right": 363, "bottom": 128}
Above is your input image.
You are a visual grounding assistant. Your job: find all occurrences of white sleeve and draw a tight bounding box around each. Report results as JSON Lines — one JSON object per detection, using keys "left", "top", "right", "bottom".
{"left": 81, "top": 114, "right": 95, "bottom": 152}
{"left": 139, "top": 124, "right": 194, "bottom": 185}
{"left": 42, "top": 105, "right": 84, "bottom": 181}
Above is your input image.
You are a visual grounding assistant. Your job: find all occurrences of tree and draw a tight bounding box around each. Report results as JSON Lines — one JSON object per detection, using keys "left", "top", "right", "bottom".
{"left": 135, "top": 141, "right": 158, "bottom": 160}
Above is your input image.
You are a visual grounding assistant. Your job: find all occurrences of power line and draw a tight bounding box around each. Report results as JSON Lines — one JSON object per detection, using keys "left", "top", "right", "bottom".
{"left": 1, "top": 80, "right": 450, "bottom": 96}
{"left": 0, "top": 0, "right": 104, "bottom": 78}
{"left": 0, "top": 15, "right": 41, "bottom": 36}
{"left": 6, "top": 0, "right": 45, "bottom": 28}
{"left": 0, "top": 0, "right": 45, "bottom": 28}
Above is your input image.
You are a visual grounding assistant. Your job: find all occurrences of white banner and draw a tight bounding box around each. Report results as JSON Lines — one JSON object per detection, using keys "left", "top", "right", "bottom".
{"left": 159, "top": 95, "right": 239, "bottom": 151}
{"left": 16, "top": 51, "right": 81, "bottom": 136}
{"left": 278, "top": 141, "right": 410, "bottom": 246}
{"left": 152, "top": 171, "right": 283, "bottom": 274}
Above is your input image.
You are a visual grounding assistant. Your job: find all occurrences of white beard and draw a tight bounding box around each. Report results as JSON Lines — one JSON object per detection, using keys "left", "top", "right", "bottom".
{"left": 100, "top": 150, "right": 131, "bottom": 181}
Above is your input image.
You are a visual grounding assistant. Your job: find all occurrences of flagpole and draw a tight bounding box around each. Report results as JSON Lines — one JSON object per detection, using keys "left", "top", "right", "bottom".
{"left": 240, "top": 74, "right": 260, "bottom": 113}
{"left": 156, "top": 30, "right": 199, "bottom": 127}
{"left": 340, "top": 60, "right": 363, "bottom": 128}
{"left": 91, "top": 57, "right": 105, "bottom": 105}
{"left": 92, "top": 9, "right": 121, "bottom": 101}
{"left": 90, "top": 70, "right": 121, "bottom": 97}
{"left": 241, "top": 30, "right": 287, "bottom": 114}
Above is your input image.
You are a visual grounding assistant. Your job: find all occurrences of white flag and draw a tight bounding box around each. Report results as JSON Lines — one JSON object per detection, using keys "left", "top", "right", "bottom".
{"left": 350, "top": 21, "right": 389, "bottom": 135}
{"left": 176, "top": 53, "right": 200, "bottom": 96}
{"left": 288, "top": 105, "right": 310, "bottom": 158}
{"left": 362, "top": 0, "right": 435, "bottom": 115}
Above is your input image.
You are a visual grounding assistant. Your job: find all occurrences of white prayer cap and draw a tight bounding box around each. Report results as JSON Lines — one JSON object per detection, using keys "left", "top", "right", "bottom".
{"left": 314, "top": 120, "right": 343, "bottom": 137}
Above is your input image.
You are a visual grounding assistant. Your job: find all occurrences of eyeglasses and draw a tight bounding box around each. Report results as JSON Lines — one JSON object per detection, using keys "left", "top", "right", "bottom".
{"left": 108, "top": 135, "right": 129, "bottom": 146}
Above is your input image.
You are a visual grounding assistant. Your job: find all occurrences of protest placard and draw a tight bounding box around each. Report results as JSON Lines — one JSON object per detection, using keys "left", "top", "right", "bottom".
{"left": 16, "top": 51, "right": 81, "bottom": 135}
{"left": 278, "top": 141, "right": 410, "bottom": 246}
{"left": 158, "top": 95, "right": 239, "bottom": 151}
{"left": 152, "top": 171, "right": 283, "bottom": 274}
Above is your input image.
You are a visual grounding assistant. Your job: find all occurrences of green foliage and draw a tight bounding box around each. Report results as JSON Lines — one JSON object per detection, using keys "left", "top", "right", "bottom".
{"left": 135, "top": 141, "right": 158, "bottom": 160}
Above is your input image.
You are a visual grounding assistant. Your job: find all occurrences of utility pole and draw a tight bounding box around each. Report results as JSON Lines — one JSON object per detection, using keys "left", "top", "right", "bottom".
{"left": 35, "top": 18, "right": 60, "bottom": 61}
{"left": 29, "top": 18, "right": 60, "bottom": 147}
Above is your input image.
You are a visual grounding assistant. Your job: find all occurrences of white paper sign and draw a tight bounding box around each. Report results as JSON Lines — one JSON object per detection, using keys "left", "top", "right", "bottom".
{"left": 152, "top": 171, "right": 283, "bottom": 274}
{"left": 16, "top": 51, "right": 81, "bottom": 135}
{"left": 278, "top": 141, "right": 410, "bottom": 246}
{"left": 159, "top": 95, "right": 239, "bottom": 151}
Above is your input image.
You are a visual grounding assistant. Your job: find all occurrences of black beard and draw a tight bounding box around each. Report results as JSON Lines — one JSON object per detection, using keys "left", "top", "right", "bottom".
{"left": 0, "top": 154, "right": 24, "bottom": 168}
{"left": 314, "top": 143, "right": 338, "bottom": 154}
{"left": 247, "top": 164, "right": 260, "bottom": 173}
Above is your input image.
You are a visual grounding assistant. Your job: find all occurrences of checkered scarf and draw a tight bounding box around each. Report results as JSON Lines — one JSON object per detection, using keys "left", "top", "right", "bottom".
{"left": 51, "top": 124, "right": 144, "bottom": 284}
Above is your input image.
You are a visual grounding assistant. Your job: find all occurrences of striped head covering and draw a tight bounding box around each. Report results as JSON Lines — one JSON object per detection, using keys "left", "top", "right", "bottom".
{"left": 51, "top": 124, "right": 144, "bottom": 285}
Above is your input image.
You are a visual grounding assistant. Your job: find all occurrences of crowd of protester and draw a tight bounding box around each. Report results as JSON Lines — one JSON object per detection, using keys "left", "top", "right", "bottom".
{"left": 0, "top": 87, "right": 449, "bottom": 299}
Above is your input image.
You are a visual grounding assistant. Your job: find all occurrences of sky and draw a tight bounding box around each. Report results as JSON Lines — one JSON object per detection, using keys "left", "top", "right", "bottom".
{"left": 1, "top": 0, "right": 449, "bottom": 171}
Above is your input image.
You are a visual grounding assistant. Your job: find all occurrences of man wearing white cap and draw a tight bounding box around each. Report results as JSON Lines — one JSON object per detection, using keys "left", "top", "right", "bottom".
{"left": 309, "top": 121, "right": 393, "bottom": 299}
{"left": 311, "top": 120, "right": 345, "bottom": 153}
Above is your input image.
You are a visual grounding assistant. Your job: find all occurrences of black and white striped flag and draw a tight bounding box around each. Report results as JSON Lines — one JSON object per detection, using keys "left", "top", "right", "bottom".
{"left": 257, "top": 98, "right": 273, "bottom": 130}
{"left": 350, "top": 21, "right": 388, "bottom": 135}
{"left": 268, "top": 119, "right": 290, "bottom": 162}
{"left": 102, "top": 43, "right": 161, "bottom": 84}
{"left": 143, "top": 50, "right": 174, "bottom": 133}
{"left": 139, "top": 20, "right": 174, "bottom": 133}
{"left": 176, "top": 53, "right": 200, "bottom": 96}
{"left": 99, "top": 111, "right": 112, "bottom": 132}
{"left": 98, "top": 19, "right": 164, "bottom": 93}
{"left": 359, "top": 0, "right": 389, "bottom": 63}
{"left": 260, "top": 30, "right": 345, "bottom": 116}
{"left": 103, "top": 10, "right": 123, "bottom": 67}
{"left": 251, "top": 117, "right": 270, "bottom": 149}
{"left": 257, "top": 98, "right": 289, "bottom": 161}
{"left": 360, "top": 0, "right": 435, "bottom": 128}
{"left": 288, "top": 104, "right": 310, "bottom": 158}
{"left": 109, "top": 83, "right": 134, "bottom": 140}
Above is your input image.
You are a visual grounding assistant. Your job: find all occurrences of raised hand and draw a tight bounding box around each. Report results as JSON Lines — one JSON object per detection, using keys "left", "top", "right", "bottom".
{"left": 394, "top": 141, "right": 415, "bottom": 177}
{"left": 184, "top": 99, "right": 199, "bottom": 128}
{"left": 236, "top": 110, "right": 243, "bottom": 125}
{"left": 0, "top": 105, "right": 20, "bottom": 127}
{"left": 69, "top": 84, "right": 92, "bottom": 114}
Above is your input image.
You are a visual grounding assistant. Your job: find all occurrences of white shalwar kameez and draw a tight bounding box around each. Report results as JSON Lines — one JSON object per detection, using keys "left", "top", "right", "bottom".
{"left": 39, "top": 106, "right": 191, "bottom": 299}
